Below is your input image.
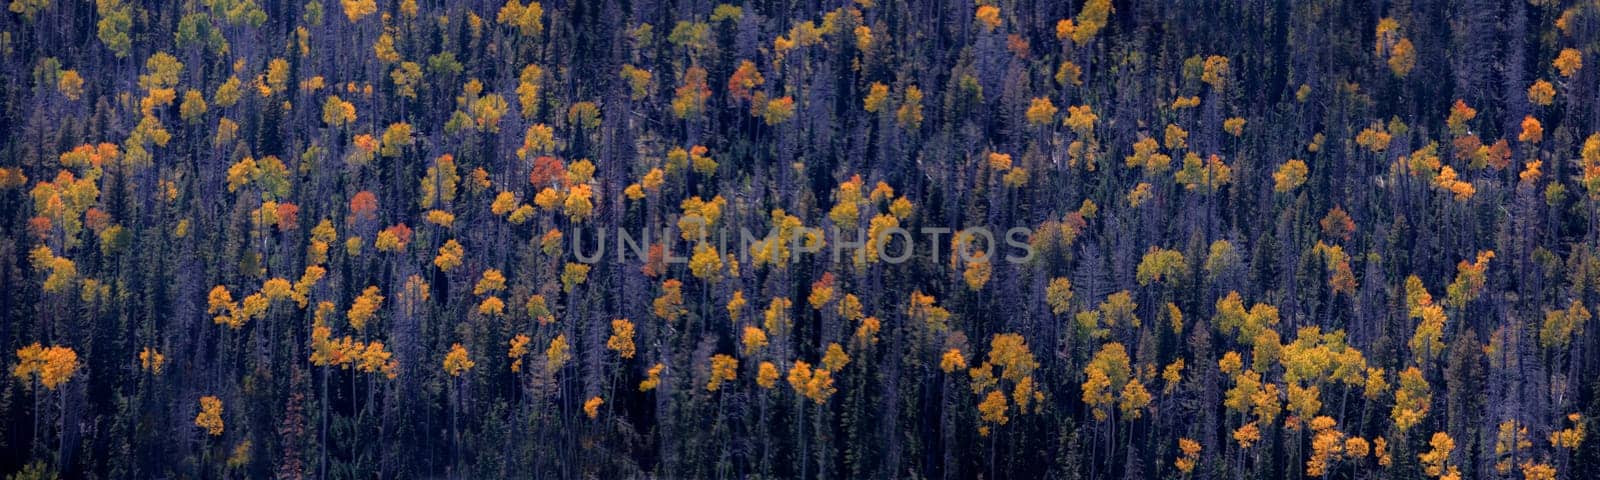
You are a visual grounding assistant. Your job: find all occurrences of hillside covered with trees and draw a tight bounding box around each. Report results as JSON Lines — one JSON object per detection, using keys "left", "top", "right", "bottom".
{"left": 3, "top": 0, "right": 1600, "bottom": 478}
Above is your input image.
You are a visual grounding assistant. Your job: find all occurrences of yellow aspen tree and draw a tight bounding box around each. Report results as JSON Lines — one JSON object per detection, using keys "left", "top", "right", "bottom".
{"left": 443, "top": 343, "right": 475, "bottom": 377}
{"left": 507, "top": 334, "right": 531, "bottom": 373}
{"left": 940, "top": 348, "right": 966, "bottom": 373}
{"left": 1306, "top": 416, "right": 1345, "bottom": 476}
{"left": 1175, "top": 438, "right": 1200, "bottom": 473}
{"left": 896, "top": 86, "right": 923, "bottom": 129}
{"left": 1419, "top": 432, "right": 1456, "bottom": 477}
{"left": 545, "top": 334, "right": 570, "bottom": 373}
{"left": 1274, "top": 159, "right": 1309, "bottom": 192}
{"left": 12, "top": 343, "right": 79, "bottom": 389}
{"left": 1082, "top": 342, "right": 1130, "bottom": 421}
{"left": 347, "top": 286, "right": 383, "bottom": 330}
{"left": 1528, "top": 79, "right": 1556, "bottom": 106}
{"left": 1223, "top": 117, "right": 1246, "bottom": 136}
{"left": 1520, "top": 115, "right": 1543, "bottom": 143}
{"left": 608, "top": 319, "right": 636, "bottom": 359}
{"left": 741, "top": 326, "right": 768, "bottom": 356}
{"left": 1494, "top": 419, "right": 1532, "bottom": 474}
{"left": 1161, "top": 359, "right": 1185, "bottom": 394}
{"left": 583, "top": 396, "right": 603, "bottom": 419}
{"left": 638, "top": 363, "right": 665, "bottom": 392}
{"left": 495, "top": 0, "right": 544, "bottom": 36}
{"left": 707, "top": 354, "right": 737, "bottom": 391}
{"left": 1201, "top": 55, "right": 1230, "bottom": 89}
{"left": 854, "top": 317, "right": 881, "bottom": 346}
{"left": 1550, "top": 413, "right": 1586, "bottom": 449}
{"left": 822, "top": 343, "right": 850, "bottom": 372}
{"left": 1025, "top": 97, "right": 1057, "bottom": 126}
{"left": 195, "top": 396, "right": 225, "bottom": 436}
{"left": 1392, "top": 367, "right": 1431, "bottom": 432}
{"left": 756, "top": 361, "right": 779, "bottom": 388}
{"left": 1554, "top": 49, "right": 1582, "bottom": 78}
{"left": 1135, "top": 247, "right": 1185, "bottom": 286}
{"left": 1065, "top": 105, "right": 1097, "bottom": 136}
{"left": 1118, "top": 378, "right": 1151, "bottom": 419}
{"left": 977, "top": 390, "right": 1008, "bottom": 436}
{"left": 1234, "top": 422, "right": 1261, "bottom": 449}
{"left": 139, "top": 347, "right": 165, "bottom": 375}
{"left": 671, "top": 67, "right": 710, "bottom": 120}
{"left": 653, "top": 279, "right": 686, "bottom": 321}
{"left": 974, "top": 5, "right": 1000, "bottom": 32}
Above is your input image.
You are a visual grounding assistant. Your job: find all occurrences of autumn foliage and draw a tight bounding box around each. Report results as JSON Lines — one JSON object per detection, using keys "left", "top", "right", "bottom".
{"left": 5, "top": 1, "right": 1600, "bottom": 479}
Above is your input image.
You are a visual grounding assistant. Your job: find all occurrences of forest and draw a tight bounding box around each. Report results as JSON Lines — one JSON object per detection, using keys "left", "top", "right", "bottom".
{"left": 3, "top": 0, "right": 1600, "bottom": 478}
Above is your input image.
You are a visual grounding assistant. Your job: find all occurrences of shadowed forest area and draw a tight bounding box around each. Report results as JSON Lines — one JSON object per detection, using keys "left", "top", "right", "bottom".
{"left": 3, "top": 0, "right": 1600, "bottom": 478}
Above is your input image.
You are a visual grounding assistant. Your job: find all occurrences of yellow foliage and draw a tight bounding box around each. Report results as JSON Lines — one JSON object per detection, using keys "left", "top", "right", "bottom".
{"left": 896, "top": 85, "right": 924, "bottom": 129}
{"left": 508, "top": 334, "right": 530, "bottom": 373}
{"left": 689, "top": 244, "right": 723, "bottom": 281}
{"left": 977, "top": 390, "right": 1009, "bottom": 432}
{"left": 1388, "top": 38, "right": 1416, "bottom": 77}
{"left": 1447, "top": 99, "right": 1477, "bottom": 135}
{"left": 1161, "top": 359, "right": 1185, "bottom": 394}
{"left": 139, "top": 347, "right": 165, "bottom": 375}
{"left": 1055, "top": 60, "right": 1083, "bottom": 86}
{"left": 474, "top": 269, "right": 506, "bottom": 296}
{"left": 434, "top": 240, "right": 465, "bottom": 271}
{"left": 1521, "top": 461, "right": 1557, "bottom": 480}
{"left": 1223, "top": 117, "right": 1246, "bottom": 136}
{"left": 672, "top": 67, "right": 711, "bottom": 120}
{"left": 1520, "top": 115, "right": 1543, "bottom": 143}
{"left": 1201, "top": 55, "right": 1230, "bottom": 89}
{"left": 443, "top": 343, "right": 475, "bottom": 377}
{"left": 1175, "top": 437, "right": 1201, "bottom": 473}
{"left": 1364, "top": 367, "right": 1389, "bottom": 399}
{"left": 1064, "top": 104, "right": 1097, "bottom": 136}
{"left": 741, "top": 325, "right": 768, "bottom": 356}
{"left": 1419, "top": 431, "right": 1455, "bottom": 477}
{"left": 496, "top": 0, "right": 545, "bottom": 36}
{"left": 864, "top": 82, "right": 890, "bottom": 113}
{"left": 1550, "top": 413, "right": 1586, "bottom": 449}
{"left": 1025, "top": 97, "right": 1057, "bottom": 126}
{"left": 1554, "top": 48, "right": 1582, "bottom": 78}
{"left": 1163, "top": 124, "right": 1189, "bottom": 151}
{"left": 1274, "top": 159, "right": 1308, "bottom": 192}
{"left": 963, "top": 252, "right": 992, "bottom": 290}
{"left": 1234, "top": 422, "right": 1261, "bottom": 449}
{"left": 347, "top": 286, "right": 383, "bottom": 330}
{"left": 974, "top": 5, "right": 1000, "bottom": 32}
{"left": 1127, "top": 182, "right": 1153, "bottom": 207}
{"left": 583, "top": 396, "right": 603, "bottom": 419}
{"left": 763, "top": 297, "right": 795, "bottom": 338}
{"left": 1355, "top": 123, "right": 1391, "bottom": 152}
{"left": 1067, "top": 0, "right": 1111, "bottom": 45}
{"left": 1306, "top": 417, "right": 1345, "bottom": 476}
{"left": 545, "top": 334, "right": 571, "bottom": 373}
{"left": 13, "top": 343, "right": 78, "bottom": 389}
{"left": 707, "top": 354, "right": 737, "bottom": 391}
{"left": 822, "top": 343, "right": 850, "bottom": 372}
{"left": 1528, "top": 79, "right": 1556, "bottom": 106}
{"left": 341, "top": 0, "right": 376, "bottom": 22}
{"left": 195, "top": 396, "right": 224, "bottom": 436}
{"left": 608, "top": 319, "right": 636, "bottom": 359}
{"left": 757, "top": 362, "right": 779, "bottom": 388}
{"left": 653, "top": 279, "right": 686, "bottom": 322}
{"left": 478, "top": 296, "right": 505, "bottom": 316}
{"left": 1392, "top": 366, "right": 1431, "bottom": 432}
{"left": 639, "top": 363, "right": 665, "bottom": 391}
{"left": 1118, "top": 378, "right": 1152, "bottom": 419}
